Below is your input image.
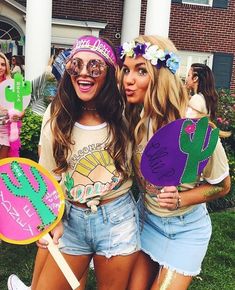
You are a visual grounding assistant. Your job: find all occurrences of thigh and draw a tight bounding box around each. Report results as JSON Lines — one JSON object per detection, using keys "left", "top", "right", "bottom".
{"left": 31, "top": 249, "right": 49, "bottom": 289}
{"left": 0, "top": 145, "right": 9, "bottom": 159}
{"left": 34, "top": 250, "right": 92, "bottom": 290}
{"left": 94, "top": 252, "right": 139, "bottom": 290}
{"left": 128, "top": 251, "right": 159, "bottom": 290}
{"left": 31, "top": 249, "right": 88, "bottom": 290}
{"left": 151, "top": 267, "right": 192, "bottom": 290}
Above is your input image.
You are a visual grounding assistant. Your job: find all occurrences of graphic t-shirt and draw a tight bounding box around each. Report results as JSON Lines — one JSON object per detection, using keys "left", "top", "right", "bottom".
{"left": 39, "top": 106, "right": 132, "bottom": 211}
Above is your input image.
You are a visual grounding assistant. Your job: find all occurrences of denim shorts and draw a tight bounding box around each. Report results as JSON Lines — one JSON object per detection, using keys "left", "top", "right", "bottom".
{"left": 59, "top": 192, "right": 140, "bottom": 258}
{"left": 138, "top": 200, "right": 212, "bottom": 276}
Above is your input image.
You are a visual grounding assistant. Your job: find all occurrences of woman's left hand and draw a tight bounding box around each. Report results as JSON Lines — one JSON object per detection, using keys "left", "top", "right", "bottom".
{"left": 156, "top": 186, "right": 180, "bottom": 210}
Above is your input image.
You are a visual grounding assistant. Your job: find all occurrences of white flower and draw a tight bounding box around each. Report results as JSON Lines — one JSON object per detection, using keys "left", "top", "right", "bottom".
{"left": 155, "top": 49, "right": 165, "bottom": 60}
{"left": 144, "top": 45, "right": 165, "bottom": 65}
{"left": 122, "top": 41, "right": 135, "bottom": 57}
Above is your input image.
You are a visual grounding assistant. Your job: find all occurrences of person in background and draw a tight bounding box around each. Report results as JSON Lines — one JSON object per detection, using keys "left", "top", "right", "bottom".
{"left": 11, "top": 55, "right": 24, "bottom": 77}
{"left": 185, "top": 63, "right": 218, "bottom": 120}
{"left": 52, "top": 49, "right": 71, "bottom": 82}
{"left": 118, "top": 35, "right": 231, "bottom": 290}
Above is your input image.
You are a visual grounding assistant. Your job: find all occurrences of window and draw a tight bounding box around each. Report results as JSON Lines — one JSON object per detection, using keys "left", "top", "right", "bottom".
{"left": 0, "top": 20, "right": 23, "bottom": 56}
{"left": 173, "top": 0, "right": 228, "bottom": 9}
{"left": 182, "top": 0, "right": 212, "bottom": 6}
{"left": 178, "top": 51, "right": 213, "bottom": 81}
{"left": 212, "top": 53, "right": 233, "bottom": 89}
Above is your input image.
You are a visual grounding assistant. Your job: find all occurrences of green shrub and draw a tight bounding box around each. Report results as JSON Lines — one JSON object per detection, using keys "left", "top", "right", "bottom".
{"left": 207, "top": 90, "right": 235, "bottom": 211}
{"left": 216, "top": 89, "right": 235, "bottom": 152}
{"left": 20, "top": 108, "right": 42, "bottom": 161}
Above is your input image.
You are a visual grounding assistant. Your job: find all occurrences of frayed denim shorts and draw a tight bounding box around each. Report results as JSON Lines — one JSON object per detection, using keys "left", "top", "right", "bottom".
{"left": 59, "top": 192, "right": 140, "bottom": 258}
{"left": 138, "top": 200, "right": 212, "bottom": 276}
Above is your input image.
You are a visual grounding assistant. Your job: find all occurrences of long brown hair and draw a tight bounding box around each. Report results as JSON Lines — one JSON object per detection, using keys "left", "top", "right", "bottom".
{"left": 49, "top": 39, "right": 130, "bottom": 179}
{"left": 191, "top": 63, "right": 218, "bottom": 120}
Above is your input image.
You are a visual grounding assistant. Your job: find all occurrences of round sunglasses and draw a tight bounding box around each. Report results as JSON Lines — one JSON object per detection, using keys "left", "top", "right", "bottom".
{"left": 66, "top": 57, "right": 107, "bottom": 78}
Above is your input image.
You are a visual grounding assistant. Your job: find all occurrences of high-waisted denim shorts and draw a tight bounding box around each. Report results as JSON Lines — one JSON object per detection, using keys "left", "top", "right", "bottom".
{"left": 138, "top": 200, "right": 212, "bottom": 276}
{"left": 59, "top": 192, "right": 140, "bottom": 258}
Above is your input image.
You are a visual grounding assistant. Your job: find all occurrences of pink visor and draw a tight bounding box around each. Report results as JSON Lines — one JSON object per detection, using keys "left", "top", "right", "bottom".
{"left": 70, "top": 35, "right": 117, "bottom": 67}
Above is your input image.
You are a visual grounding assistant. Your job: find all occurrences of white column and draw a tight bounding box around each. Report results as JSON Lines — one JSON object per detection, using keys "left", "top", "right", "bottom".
{"left": 121, "top": 0, "right": 141, "bottom": 43}
{"left": 25, "top": 0, "right": 52, "bottom": 81}
{"left": 145, "top": 0, "right": 171, "bottom": 37}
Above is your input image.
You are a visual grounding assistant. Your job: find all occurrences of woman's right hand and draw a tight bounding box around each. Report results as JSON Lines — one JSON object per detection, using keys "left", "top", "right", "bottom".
{"left": 36, "top": 221, "right": 64, "bottom": 249}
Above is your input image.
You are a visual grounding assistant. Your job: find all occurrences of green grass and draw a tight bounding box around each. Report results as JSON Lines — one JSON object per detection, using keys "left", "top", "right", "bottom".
{"left": 189, "top": 210, "right": 235, "bottom": 290}
{"left": 0, "top": 211, "right": 234, "bottom": 290}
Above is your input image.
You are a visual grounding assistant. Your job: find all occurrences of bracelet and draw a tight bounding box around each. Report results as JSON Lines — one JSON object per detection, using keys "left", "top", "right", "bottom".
{"left": 175, "top": 193, "right": 182, "bottom": 210}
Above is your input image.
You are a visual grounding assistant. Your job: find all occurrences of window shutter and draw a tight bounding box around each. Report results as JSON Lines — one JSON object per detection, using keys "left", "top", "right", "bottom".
{"left": 213, "top": 0, "right": 229, "bottom": 8}
{"left": 212, "top": 53, "right": 233, "bottom": 89}
{"left": 172, "top": 0, "right": 182, "bottom": 3}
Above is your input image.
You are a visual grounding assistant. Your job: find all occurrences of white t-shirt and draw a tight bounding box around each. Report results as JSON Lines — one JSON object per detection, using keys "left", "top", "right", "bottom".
{"left": 186, "top": 93, "right": 208, "bottom": 118}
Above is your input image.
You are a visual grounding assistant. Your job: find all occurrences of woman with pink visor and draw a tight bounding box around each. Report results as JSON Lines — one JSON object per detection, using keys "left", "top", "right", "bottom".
{"left": 8, "top": 35, "right": 140, "bottom": 290}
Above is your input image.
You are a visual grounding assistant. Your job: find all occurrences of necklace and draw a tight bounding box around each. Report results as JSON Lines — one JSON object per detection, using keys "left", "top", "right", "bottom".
{"left": 82, "top": 106, "right": 97, "bottom": 111}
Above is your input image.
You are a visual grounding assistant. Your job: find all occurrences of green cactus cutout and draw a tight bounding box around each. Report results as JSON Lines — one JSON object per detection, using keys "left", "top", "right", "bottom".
{"left": 64, "top": 173, "right": 74, "bottom": 199}
{"left": 5, "top": 73, "right": 32, "bottom": 111}
{"left": 0, "top": 161, "right": 56, "bottom": 226}
{"left": 179, "top": 117, "right": 219, "bottom": 183}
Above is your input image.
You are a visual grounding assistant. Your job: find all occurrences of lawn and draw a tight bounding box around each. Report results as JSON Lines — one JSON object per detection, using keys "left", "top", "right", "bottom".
{"left": 0, "top": 211, "right": 234, "bottom": 290}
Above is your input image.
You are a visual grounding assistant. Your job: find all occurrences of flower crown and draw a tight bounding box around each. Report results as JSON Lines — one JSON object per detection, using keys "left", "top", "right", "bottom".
{"left": 117, "top": 41, "right": 180, "bottom": 74}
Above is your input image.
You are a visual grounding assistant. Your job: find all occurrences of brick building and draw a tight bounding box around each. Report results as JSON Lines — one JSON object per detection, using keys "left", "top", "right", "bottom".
{"left": 170, "top": 0, "right": 235, "bottom": 90}
{"left": 1, "top": 0, "right": 234, "bottom": 89}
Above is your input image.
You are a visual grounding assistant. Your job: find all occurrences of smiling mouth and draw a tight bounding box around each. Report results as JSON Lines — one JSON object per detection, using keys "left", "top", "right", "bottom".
{"left": 77, "top": 80, "right": 94, "bottom": 92}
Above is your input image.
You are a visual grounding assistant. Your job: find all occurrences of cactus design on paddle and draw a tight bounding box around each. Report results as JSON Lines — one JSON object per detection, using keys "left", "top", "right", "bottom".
{"left": 0, "top": 161, "right": 56, "bottom": 226}
{"left": 179, "top": 117, "right": 219, "bottom": 183}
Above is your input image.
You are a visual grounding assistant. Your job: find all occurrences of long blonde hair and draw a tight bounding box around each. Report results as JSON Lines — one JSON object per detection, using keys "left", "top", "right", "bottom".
{"left": 121, "top": 35, "right": 189, "bottom": 145}
{"left": 0, "top": 52, "right": 11, "bottom": 80}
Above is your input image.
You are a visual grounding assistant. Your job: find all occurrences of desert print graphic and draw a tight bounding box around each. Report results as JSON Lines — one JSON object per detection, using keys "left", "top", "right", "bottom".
{"left": 65, "top": 144, "right": 122, "bottom": 204}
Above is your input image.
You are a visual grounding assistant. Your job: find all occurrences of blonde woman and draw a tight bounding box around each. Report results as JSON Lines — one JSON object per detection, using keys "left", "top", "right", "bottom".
{"left": 118, "top": 35, "right": 231, "bottom": 289}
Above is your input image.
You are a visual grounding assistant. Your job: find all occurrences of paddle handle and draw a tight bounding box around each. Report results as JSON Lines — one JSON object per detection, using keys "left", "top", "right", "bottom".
{"left": 43, "top": 233, "right": 80, "bottom": 289}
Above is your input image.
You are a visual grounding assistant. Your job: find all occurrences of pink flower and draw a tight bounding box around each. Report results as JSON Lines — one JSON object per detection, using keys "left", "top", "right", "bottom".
{"left": 185, "top": 124, "right": 196, "bottom": 134}
{"left": 217, "top": 117, "right": 223, "bottom": 123}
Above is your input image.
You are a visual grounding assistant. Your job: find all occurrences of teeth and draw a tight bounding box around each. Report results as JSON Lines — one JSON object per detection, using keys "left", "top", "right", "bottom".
{"left": 78, "top": 81, "right": 93, "bottom": 85}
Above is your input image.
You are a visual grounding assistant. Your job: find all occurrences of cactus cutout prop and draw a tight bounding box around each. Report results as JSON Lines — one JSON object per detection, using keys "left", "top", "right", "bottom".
{"left": 5, "top": 73, "right": 31, "bottom": 112}
{"left": 0, "top": 73, "right": 32, "bottom": 157}
{"left": 0, "top": 73, "right": 31, "bottom": 112}
{"left": 0, "top": 158, "right": 64, "bottom": 244}
{"left": 140, "top": 117, "right": 219, "bottom": 186}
